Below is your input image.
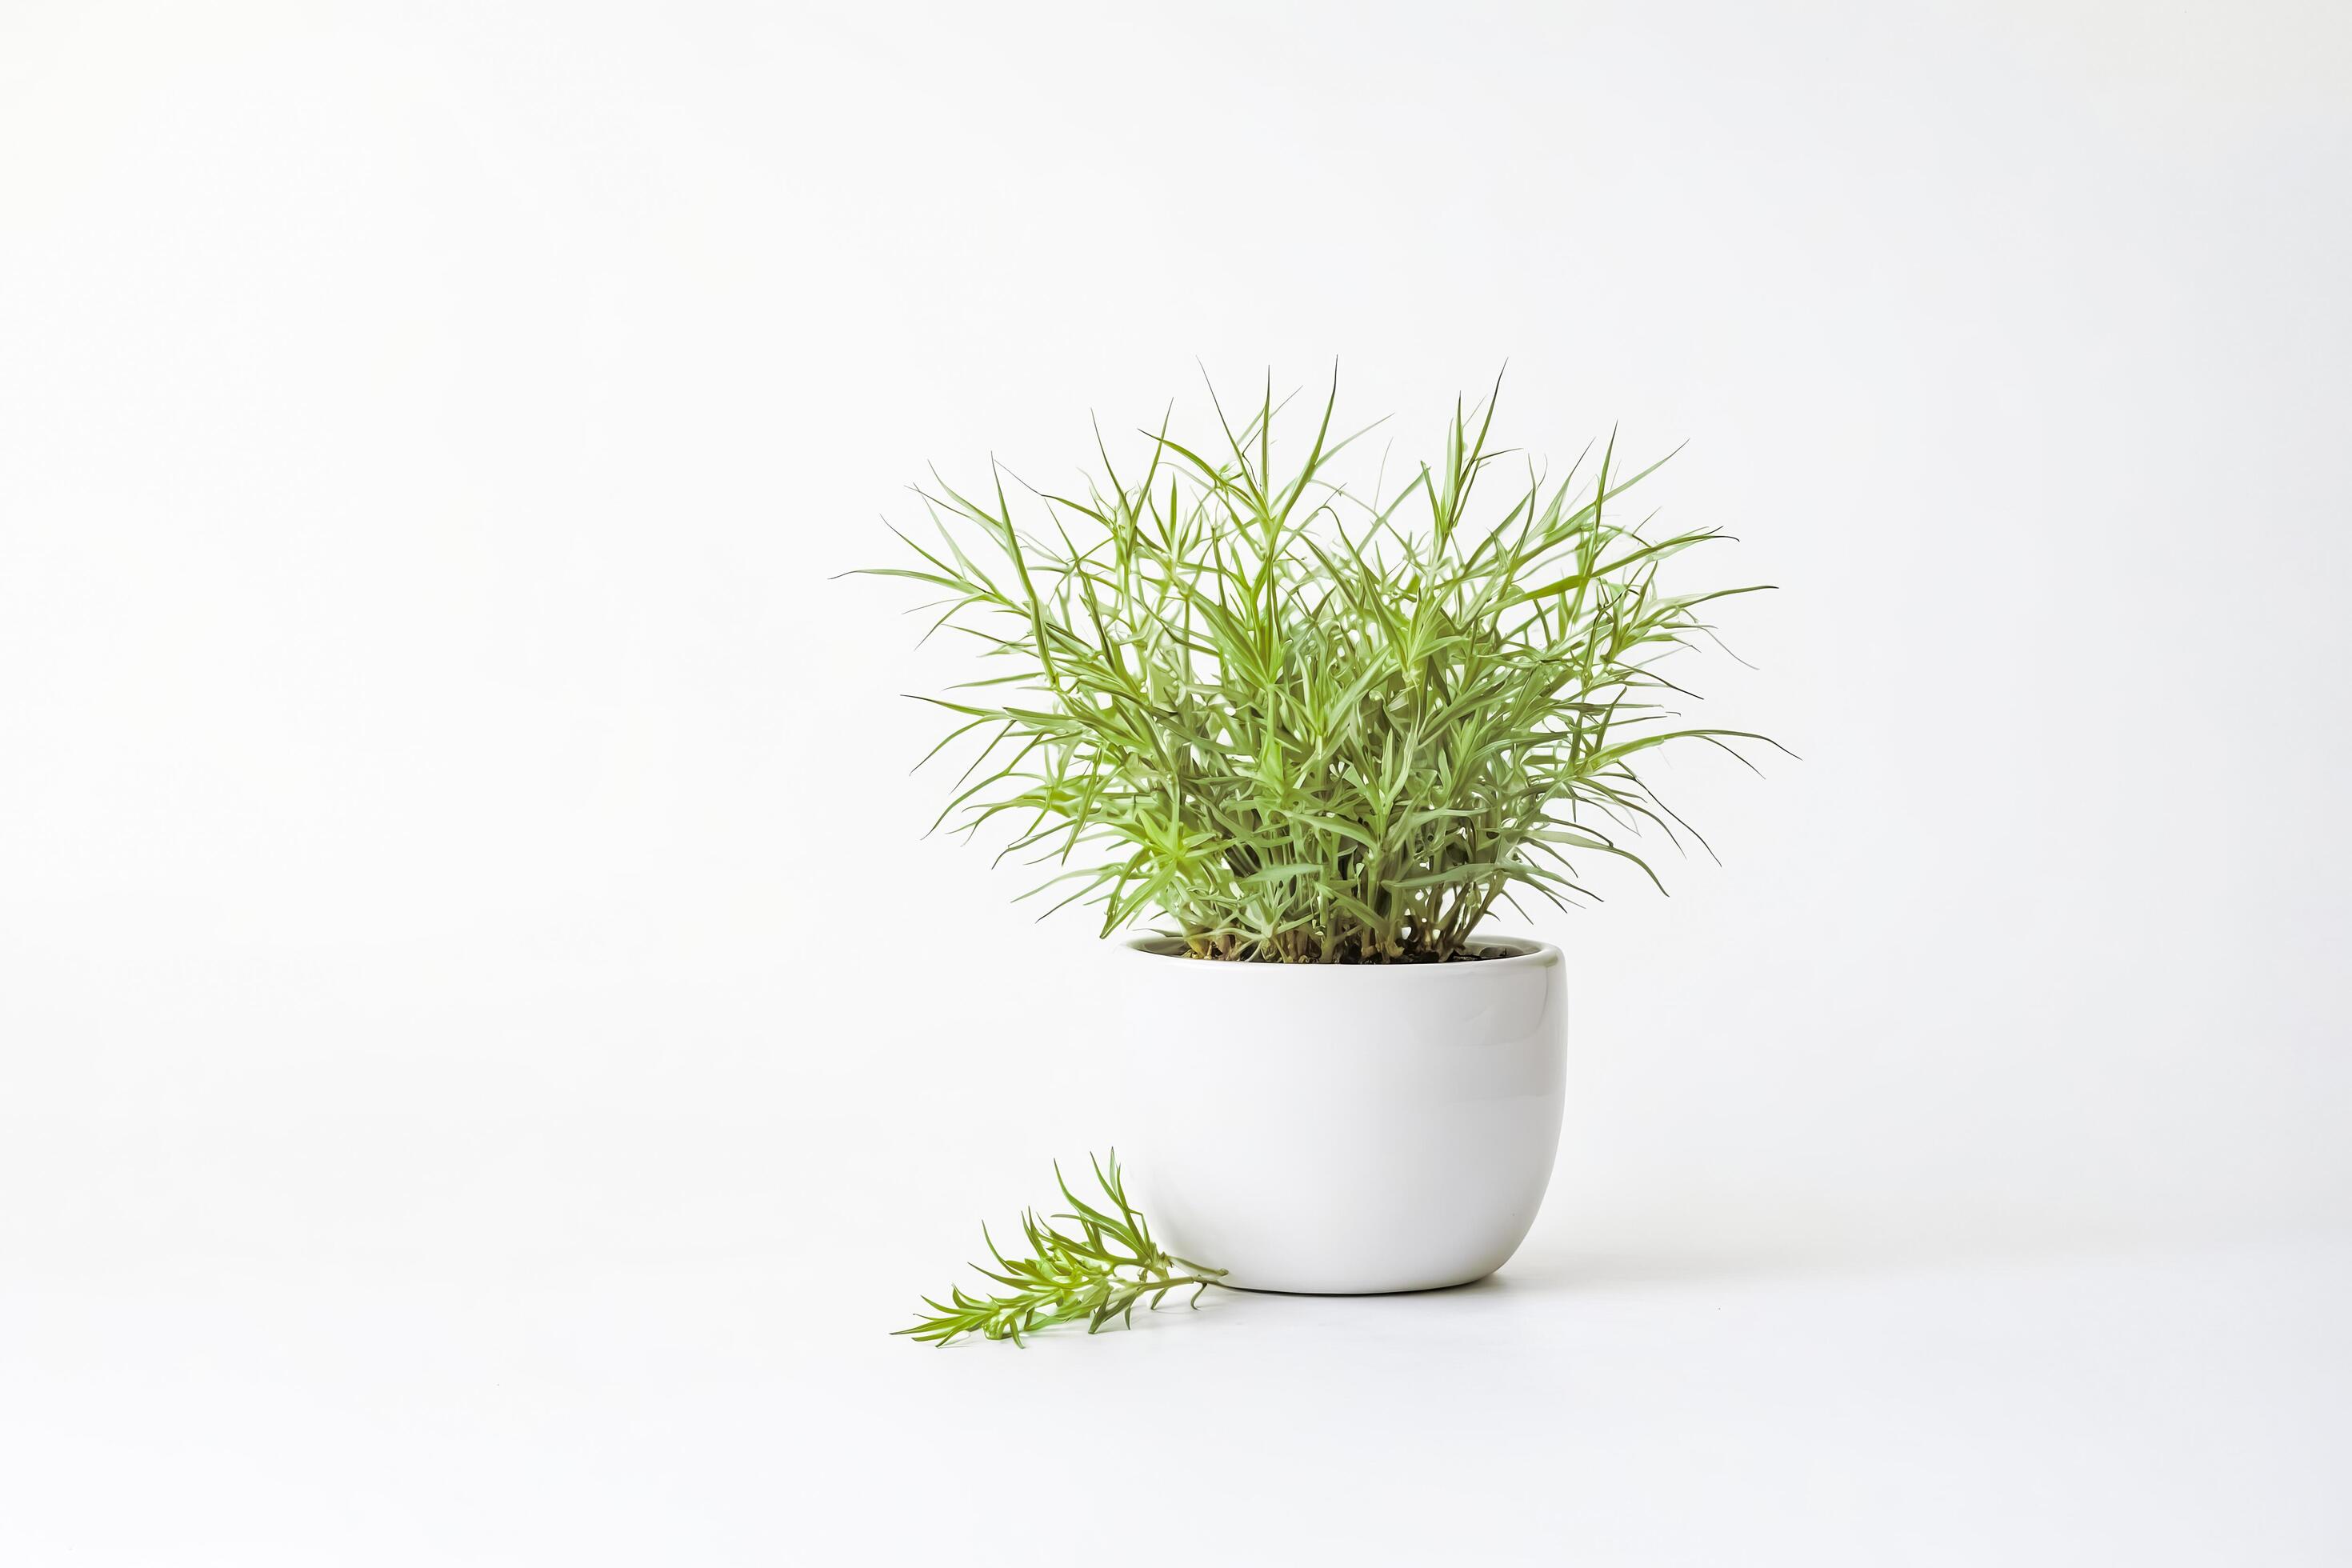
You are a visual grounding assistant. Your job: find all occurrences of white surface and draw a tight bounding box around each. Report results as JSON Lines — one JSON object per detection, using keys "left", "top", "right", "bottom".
{"left": 5, "top": 1194, "right": 2347, "bottom": 1563}
{"left": 3, "top": 1, "right": 2349, "bottom": 1562}
{"left": 1122, "top": 936, "right": 1566, "bottom": 1293}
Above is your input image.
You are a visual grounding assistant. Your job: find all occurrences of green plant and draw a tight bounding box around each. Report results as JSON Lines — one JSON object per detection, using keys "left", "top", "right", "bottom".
{"left": 867, "top": 374, "right": 1775, "bottom": 963}
{"left": 898, "top": 1153, "right": 1227, "bottom": 1346}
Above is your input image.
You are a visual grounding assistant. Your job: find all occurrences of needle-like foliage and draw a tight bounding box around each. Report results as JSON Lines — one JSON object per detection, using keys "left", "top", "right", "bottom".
{"left": 867, "top": 374, "right": 1775, "bottom": 963}
{"left": 898, "top": 1153, "right": 1226, "bottom": 1346}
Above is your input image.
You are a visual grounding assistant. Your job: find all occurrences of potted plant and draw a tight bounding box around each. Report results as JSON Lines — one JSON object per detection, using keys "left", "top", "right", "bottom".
{"left": 870, "top": 375, "right": 1773, "bottom": 1314}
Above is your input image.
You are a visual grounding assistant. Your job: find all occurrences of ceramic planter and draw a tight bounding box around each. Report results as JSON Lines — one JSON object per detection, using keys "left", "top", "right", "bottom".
{"left": 1117, "top": 935, "right": 1567, "bottom": 1294}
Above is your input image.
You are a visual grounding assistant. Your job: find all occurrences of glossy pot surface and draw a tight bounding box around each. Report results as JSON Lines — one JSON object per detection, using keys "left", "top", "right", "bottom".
{"left": 1118, "top": 935, "right": 1566, "bottom": 1294}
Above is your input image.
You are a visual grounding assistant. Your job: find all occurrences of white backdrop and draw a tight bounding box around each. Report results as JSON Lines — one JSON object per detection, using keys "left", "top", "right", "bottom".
{"left": 3, "top": 2, "right": 2347, "bottom": 1563}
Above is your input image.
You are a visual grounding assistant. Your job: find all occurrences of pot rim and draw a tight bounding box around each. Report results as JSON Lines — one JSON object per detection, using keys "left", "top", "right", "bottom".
{"left": 1117, "top": 932, "right": 1559, "bottom": 972}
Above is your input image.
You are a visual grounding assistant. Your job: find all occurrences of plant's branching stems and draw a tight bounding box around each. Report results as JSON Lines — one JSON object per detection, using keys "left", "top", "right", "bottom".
{"left": 854, "top": 373, "right": 1779, "bottom": 964}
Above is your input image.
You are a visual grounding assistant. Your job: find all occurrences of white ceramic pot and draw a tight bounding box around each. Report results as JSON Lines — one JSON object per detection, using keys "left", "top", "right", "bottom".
{"left": 1117, "top": 935, "right": 1566, "bottom": 1294}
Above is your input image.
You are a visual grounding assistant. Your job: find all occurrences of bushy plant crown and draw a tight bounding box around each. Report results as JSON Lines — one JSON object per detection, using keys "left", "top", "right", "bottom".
{"left": 868, "top": 376, "right": 1774, "bottom": 962}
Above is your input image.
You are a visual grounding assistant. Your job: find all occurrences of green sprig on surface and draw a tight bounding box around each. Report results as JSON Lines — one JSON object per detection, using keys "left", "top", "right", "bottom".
{"left": 865, "top": 370, "right": 1781, "bottom": 963}
{"left": 898, "top": 1153, "right": 1227, "bottom": 1346}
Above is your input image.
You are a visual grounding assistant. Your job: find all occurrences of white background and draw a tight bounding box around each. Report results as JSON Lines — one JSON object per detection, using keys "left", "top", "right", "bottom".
{"left": 4, "top": 2, "right": 2348, "bottom": 1562}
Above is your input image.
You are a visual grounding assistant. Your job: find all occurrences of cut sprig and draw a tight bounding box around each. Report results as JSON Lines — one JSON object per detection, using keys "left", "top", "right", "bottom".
{"left": 897, "top": 1152, "right": 1228, "bottom": 1347}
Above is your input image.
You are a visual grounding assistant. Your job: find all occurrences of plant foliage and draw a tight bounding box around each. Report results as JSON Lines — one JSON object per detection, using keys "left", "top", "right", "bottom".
{"left": 898, "top": 1153, "right": 1226, "bottom": 1346}
{"left": 868, "top": 374, "right": 1775, "bottom": 962}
